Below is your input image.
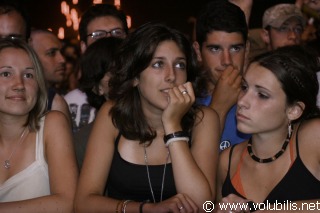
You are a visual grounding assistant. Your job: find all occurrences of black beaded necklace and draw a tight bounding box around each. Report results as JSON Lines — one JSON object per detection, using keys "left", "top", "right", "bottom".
{"left": 247, "top": 133, "right": 290, "bottom": 163}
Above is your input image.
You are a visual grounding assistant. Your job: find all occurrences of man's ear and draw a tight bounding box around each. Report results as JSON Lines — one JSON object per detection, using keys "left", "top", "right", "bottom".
{"left": 80, "top": 41, "right": 87, "bottom": 54}
{"left": 97, "top": 84, "right": 104, "bottom": 96}
{"left": 192, "top": 41, "right": 202, "bottom": 62}
{"left": 287, "top": 101, "right": 305, "bottom": 121}
{"left": 260, "top": 29, "right": 270, "bottom": 46}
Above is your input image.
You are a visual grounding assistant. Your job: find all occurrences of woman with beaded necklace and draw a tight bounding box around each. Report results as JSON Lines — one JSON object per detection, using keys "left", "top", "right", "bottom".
{"left": 215, "top": 45, "right": 320, "bottom": 213}
{"left": 74, "top": 22, "right": 220, "bottom": 213}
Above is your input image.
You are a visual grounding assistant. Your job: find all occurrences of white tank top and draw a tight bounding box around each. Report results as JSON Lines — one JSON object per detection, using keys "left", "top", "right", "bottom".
{"left": 0, "top": 116, "right": 50, "bottom": 201}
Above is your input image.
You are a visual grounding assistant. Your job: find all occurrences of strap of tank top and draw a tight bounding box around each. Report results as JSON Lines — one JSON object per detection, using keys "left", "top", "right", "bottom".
{"left": 295, "top": 123, "right": 302, "bottom": 157}
{"left": 36, "top": 116, "right": 46, "bottom": 161}
{"left": 47, "top": 88, "right": 56, "bottom": 111}
{"left": 227, "top": 145, "right": 237, "bottom": 174}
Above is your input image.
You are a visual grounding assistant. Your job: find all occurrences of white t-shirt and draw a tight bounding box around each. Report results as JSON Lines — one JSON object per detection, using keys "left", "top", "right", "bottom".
{"left": 64, "top": 89, "right": 96, "bottom": 132}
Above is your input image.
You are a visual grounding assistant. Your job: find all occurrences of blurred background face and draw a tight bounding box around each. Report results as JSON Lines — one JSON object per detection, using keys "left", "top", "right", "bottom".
{"left": 305, "top": 0, "right": 320, "bottom": 11}
{"left": 29, "top": 32, "right": 66, "bottom": 87}
{"left": 97, "top": 72, "right": 112, "bottom": 100}
{"left": 264, "top": 18, "right": 303, "bottom": 50}
{"left": 81, "top": 15, "right": 126, "bottom": 53}
{"left": 0, "top": 10, "right": 26, "bottom": 40}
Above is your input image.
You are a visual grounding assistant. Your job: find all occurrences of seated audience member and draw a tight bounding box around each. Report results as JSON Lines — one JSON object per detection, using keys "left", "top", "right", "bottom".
{"left": 78, "top": 3, "right": 128, "bottom": 53}
{"left": 0, "top": 39, "right": 77, "bottom": 212}
{"left": 73, "top": 36, "right": 123, "bottom": 169}
{"left": 28, "top": 29, "right": 71, "bottom": 123}
{"left": 215, "top": 45, "right": 320, "bottom": 212}
{"left": 64, "top": 3, "right": 129, "bottom": 132}
{"left": 74, "top": 23, "right": 220, "bottom": 213}
{"left": 260, "top": 3, "right": 306, "bottom": 51}
{"left": 55, "top": 55, "right": 79, "bottom": 95}
{"left": 194, "top": 0, "right": 251, "bottom": 151}
{"left": 58, "top": 42, "right": 81, "bottom": 94}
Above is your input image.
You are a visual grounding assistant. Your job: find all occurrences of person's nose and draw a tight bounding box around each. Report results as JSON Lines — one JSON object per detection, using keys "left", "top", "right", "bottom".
{"left": 287, "top": 28, "right": 299, "bottom": 40}
{"left": 237, "top": 89, "right": 250, "bottom": 110}
{"left": 221, "top": 50, "right": 232, "bottom": 67}
{"left": 57, "top": 51, "right": 66, "bottom": 64}
{"left": 13, "top": 75, "right": 25, "bottom": 91}
{"left": 164, "top": 66, "right": 176, "bottom": 83}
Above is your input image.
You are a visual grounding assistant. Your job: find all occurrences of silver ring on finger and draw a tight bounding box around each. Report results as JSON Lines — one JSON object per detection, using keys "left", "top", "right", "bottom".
{"left": 181, "top": 90, "right": 188, "bottom": 95}
{"left": 179, "top": 206, "right": 184, "bottom": 211}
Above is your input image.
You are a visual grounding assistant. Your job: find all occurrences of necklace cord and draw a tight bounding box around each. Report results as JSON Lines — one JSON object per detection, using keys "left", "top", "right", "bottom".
{"left": 247, "top": 132, "right": 290, "bottom": 163}
{"left": 4, "top": 127, "right": 29, "bottom": 169}
{"left": 144, "top": 143, "right": 169, "bottom": 203}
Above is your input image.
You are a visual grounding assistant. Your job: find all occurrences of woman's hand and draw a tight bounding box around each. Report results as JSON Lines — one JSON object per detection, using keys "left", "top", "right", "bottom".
{"left": 144, "top": 193, "right": 199, "bottom": 213}
{"left": 162, "top": 82, "right": 195, "bottom": 134}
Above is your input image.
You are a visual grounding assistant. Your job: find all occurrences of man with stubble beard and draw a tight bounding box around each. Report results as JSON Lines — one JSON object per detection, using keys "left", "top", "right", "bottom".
{"left": 29, "top": 29, "right": 71, "bottom": 123}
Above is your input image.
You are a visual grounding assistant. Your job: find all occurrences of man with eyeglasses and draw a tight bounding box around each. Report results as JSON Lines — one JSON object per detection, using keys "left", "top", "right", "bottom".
{"left": 78, "top": 3, "right": 128, "bottom": 53}
{"left": 65, "top": 4, "right": 128, "bottom": 133}
{"left": 260, "top": 3, "right": 306, "bottom": 51}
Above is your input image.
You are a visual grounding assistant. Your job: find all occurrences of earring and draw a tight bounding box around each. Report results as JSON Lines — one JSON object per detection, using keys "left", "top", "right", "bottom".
{"left": 288, "top": 122, "right": 293, "bottom": 138}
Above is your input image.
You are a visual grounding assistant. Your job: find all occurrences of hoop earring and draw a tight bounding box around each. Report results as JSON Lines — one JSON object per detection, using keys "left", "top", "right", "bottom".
{"left": 288, "top": 122, "right": 293, "bottom": 138}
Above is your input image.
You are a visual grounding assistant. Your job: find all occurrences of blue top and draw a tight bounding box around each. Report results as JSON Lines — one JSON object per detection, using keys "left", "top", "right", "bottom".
{"left": 197, "top": 95, "right": 250, "bottom": 151}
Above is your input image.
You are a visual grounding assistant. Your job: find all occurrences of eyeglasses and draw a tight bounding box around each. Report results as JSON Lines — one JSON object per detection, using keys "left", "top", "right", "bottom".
{"left": 87, "top": 28, "right": 125, "bottom": 39}
{"left": 0, "top": 35, "right": 24, "bottom": 40}
{"left": 271, "top": 25, "right": 304, "bottom": 35}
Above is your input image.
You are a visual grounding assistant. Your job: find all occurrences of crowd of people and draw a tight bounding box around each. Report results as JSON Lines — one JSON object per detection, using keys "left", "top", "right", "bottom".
{"left": 0, "top": 0, "right": 319, "bottom": 212}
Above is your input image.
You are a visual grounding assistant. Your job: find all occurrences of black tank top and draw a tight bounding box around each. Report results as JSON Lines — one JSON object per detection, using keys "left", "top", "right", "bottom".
{"left": 47, "top": 87, "right": 56, "bottom": 111}
{"left": 107, "top": 134, "right": 177, "bottom": 202}
{"left": 222, "top": 126, "right": 320, "bottom": 203}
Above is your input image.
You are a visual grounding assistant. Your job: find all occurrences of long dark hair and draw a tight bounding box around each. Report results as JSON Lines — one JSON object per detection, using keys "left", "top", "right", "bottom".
{"left": 109, "top": 22, "right": 203, "bottom": 144}
{"left": 252, "top": 45, "right": 320, "bottom": 123}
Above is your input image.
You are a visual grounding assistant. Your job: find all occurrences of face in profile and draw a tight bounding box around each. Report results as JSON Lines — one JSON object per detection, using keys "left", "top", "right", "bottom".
{"left": 0, "top": 47, "right": 38, "bottom": 116}
{"left": 29, "top": 32, "right": 66, "bottom": 86}
{"left": 97, "top": 72, "right": 112, "bottom": 100}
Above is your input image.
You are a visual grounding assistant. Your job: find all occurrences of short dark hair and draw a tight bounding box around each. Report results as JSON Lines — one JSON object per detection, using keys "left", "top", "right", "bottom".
{"left": 0, "top": 0, "right": 31, "bottom": 40}
{"left": 79, "top": 36, "right": 123, "bottom": 110}
{"left": 79, "top": 4, "right": 128, "bottom": 43}
{"left": 196, "top": 0, "right": 248, "bottom": 46}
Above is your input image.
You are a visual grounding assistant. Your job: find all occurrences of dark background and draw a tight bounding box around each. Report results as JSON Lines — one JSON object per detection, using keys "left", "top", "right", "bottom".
{"left": 17, "top": 0, "right": 295, "bottom": 41}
